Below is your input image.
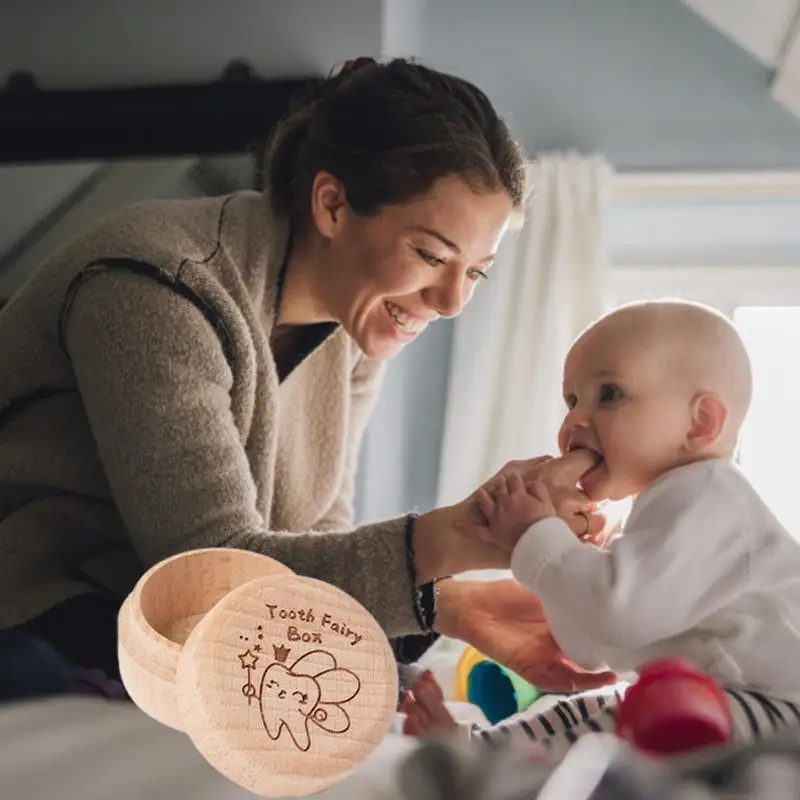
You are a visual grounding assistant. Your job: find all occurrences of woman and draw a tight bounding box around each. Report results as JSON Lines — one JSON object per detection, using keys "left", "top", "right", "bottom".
{"left": 0, "top": 57, "right": 609, "bottom": 698}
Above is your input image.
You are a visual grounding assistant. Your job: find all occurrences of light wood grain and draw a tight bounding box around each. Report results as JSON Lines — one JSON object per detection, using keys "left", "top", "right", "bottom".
{"left": 118, "top": 547, "right": 293, "bottom": 730}
{"left": 175, "top": 573, "right": 398, "bottom": 798}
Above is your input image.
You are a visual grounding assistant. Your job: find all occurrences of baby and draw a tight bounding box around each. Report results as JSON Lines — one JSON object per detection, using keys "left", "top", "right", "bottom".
{"left": 402, "top": 299, "right": 800, "bottom": 756}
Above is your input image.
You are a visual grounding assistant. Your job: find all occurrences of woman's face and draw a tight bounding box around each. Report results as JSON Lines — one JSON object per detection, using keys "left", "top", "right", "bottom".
{"left": 311, "top": 173, "right": 514, "bottom": 359}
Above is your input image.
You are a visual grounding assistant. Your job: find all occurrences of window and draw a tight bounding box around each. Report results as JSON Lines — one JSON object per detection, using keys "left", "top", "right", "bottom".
{"left": 734, "top": 306, "right": 800, "bottom": 533}
{"left": 610, "top": 265, "right": 800, "bottom": 535}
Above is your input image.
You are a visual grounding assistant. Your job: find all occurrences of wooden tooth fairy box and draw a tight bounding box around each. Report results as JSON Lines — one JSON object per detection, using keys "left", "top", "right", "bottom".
{"left": 118, "top": 547, "right": 399, "bottom": 797}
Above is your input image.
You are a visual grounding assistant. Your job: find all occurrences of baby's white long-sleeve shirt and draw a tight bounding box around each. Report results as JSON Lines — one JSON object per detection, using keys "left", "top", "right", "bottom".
{"left": 510, "top": 458, "right": 800, "bottom": 700}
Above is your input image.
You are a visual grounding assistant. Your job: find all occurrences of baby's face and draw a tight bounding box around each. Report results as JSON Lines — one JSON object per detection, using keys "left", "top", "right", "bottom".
{"left": 558, "top": 326, "right": 693, "bottom": 502}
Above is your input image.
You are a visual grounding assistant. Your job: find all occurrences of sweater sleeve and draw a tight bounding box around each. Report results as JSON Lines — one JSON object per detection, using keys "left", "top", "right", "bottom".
{"left": 61, "top": 268, "right": 422, "bottom": 637}
{"left": 509, "top": 465, "right": 752, "bottom": 667}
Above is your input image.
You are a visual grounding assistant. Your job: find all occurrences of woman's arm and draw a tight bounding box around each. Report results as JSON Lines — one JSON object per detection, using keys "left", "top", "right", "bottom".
{"left": 62, "top": 269, "right": 496, "bottom": 638}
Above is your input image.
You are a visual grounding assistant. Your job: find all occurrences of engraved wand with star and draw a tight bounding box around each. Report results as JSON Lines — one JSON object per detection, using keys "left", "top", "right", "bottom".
{"left": 239, "top": 624, "right": 265, "bottom": 704}
{"left": 239, "top": 649, "right": 259, "bottom": 704}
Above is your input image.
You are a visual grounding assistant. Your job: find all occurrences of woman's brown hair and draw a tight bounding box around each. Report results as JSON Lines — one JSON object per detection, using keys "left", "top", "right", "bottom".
{"left": 266, "top": 57, "right": 527, "bottom": 225}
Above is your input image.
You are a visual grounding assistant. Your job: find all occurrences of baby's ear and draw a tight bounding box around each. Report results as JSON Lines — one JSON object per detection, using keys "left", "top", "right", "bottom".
{"left": 685, "top": 392, "right": 727, "bottom": 452}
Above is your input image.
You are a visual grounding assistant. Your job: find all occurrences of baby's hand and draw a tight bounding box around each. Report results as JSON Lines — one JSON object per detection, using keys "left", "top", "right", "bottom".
{"left": 475, "top": 472, "right": 557, "bottom": 552}
{"left": 400, "top": 671, "right": 458, "bottom": 738}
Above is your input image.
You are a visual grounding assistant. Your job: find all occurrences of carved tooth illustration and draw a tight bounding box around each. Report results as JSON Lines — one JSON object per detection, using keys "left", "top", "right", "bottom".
{"left": 258, "top": 648, "right": 361, "bottom": 752}
{"left": 260, "top": 662, "right": 321, "bottom": 750}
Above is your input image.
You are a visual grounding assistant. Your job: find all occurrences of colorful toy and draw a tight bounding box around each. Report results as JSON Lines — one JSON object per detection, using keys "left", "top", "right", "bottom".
{"left": 455, "top": 645, "right": 543, "bottom": 724}
{"left": 616, "top": 658, "right": 734, "bottom": 756}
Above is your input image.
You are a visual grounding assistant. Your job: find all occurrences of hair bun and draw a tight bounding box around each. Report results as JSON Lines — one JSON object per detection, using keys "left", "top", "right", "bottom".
{"left": 335, "top": 56, "right": 377, "bottom": 78}
{"left": 305, "top": 56, "right": 376, "bottom": 105}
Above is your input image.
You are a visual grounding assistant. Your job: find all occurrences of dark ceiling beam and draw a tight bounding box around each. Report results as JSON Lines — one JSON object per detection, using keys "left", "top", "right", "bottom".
{"left": 0, "top": 61, "right": 322, "bottom": 164}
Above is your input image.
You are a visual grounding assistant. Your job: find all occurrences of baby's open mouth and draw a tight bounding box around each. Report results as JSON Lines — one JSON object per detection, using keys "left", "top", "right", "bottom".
{"left": 568, "top": 445, "right": 605, "bottom": 488}
{"left": 568, "top": 443, "right": 603, "bottom": 462}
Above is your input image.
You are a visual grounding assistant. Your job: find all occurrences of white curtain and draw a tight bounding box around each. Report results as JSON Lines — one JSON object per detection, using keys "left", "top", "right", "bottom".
{"left": 436, "top": 152, "right": 615, "bottom": 508}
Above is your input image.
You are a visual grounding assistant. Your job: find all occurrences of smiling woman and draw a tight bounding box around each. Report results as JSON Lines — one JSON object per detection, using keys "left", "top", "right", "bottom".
{"left": 294, "top": 175, "right": 512, "bottom": 358}
{"left": 284, "top": 175, "right": 513, "bottom": 360}
{"left": 0, "top": 57, "right": 607, "bottom": 704}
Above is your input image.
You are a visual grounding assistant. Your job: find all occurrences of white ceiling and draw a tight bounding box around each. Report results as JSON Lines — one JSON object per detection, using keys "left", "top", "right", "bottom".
{"left": 682, "top": 0, "right": 799, "bottom": 65}
{"left": 682, "top": 0, "right": 800, "bottom": 120}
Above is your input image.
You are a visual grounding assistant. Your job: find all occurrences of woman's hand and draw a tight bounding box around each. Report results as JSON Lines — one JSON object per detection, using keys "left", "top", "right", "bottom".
{"left": 434, "top": 578, "right": 618, "bottom": 693}
{"left": 458, "top": 450, "right": 608, "bottom": 545}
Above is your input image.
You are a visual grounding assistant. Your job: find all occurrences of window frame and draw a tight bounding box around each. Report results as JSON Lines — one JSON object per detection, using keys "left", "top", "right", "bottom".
{"left": 608, "top": 170, "right": 800, "bottom": 314}
{"left": 608, "top": 263, "right": 800, "bottom": 318}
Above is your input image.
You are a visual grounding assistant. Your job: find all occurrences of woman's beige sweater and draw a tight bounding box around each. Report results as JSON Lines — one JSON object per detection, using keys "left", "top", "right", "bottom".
{"left": 0, "top": 189, "right": 423, "bottom": 636}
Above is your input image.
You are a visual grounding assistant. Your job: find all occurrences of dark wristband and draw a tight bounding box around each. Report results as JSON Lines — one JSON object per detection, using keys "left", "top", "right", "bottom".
{"left": 404, "top": 512, "right": 451, "bottom": 633}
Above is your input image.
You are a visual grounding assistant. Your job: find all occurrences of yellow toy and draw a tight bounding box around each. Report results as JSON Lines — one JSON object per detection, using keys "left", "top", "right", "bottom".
{"left": 455, "top": 645, "right": 543, "bottom": 725}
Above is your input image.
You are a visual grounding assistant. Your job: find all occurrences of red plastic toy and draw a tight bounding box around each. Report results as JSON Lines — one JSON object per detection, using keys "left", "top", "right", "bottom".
{"left": 615, "top": 658, "right": 734, "bottom": 756}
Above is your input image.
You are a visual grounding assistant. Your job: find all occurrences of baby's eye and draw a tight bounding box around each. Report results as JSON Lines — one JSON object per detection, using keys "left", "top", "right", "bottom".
{"left": 564, "top": 394, "right": 577, "bottom": 410}
{"left": 599, "top": 384, "right": 623, "bottom": 404}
